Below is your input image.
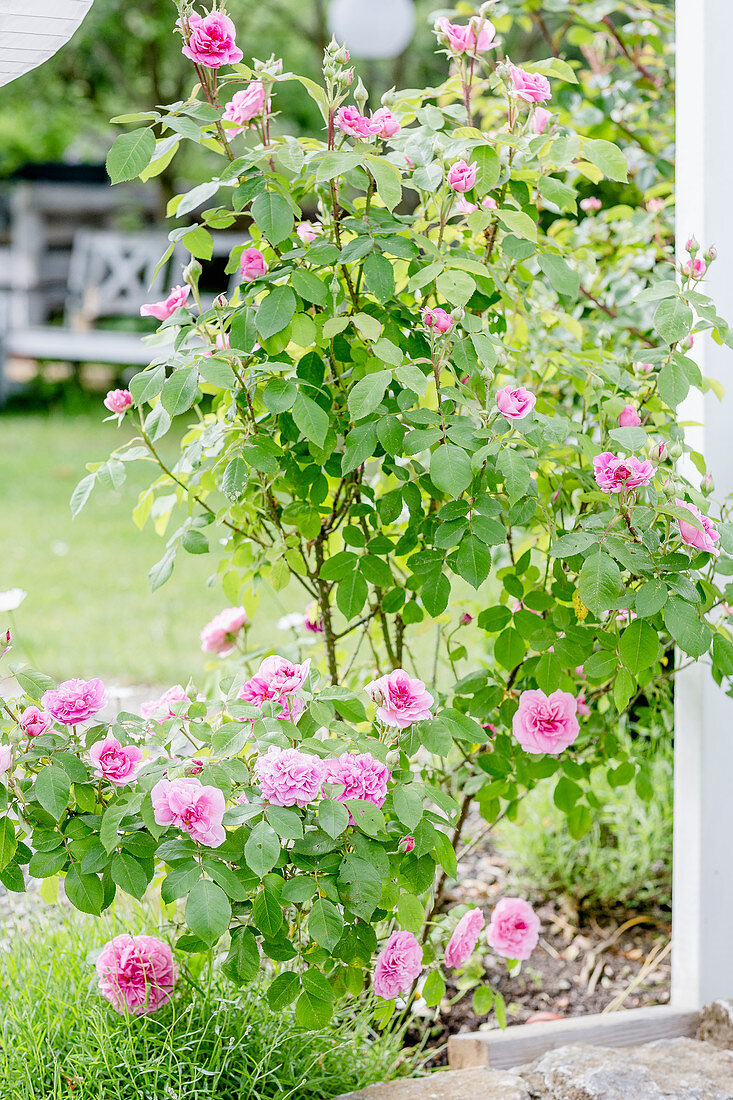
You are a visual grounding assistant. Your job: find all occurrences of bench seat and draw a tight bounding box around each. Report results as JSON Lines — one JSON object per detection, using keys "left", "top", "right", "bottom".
{"left": 6, "top": 326, "right": 171, "bottom": 366}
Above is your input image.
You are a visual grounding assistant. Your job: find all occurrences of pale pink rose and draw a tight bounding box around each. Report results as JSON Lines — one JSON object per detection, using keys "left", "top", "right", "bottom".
{"left": 19, "top": 706, "right": 52, "bottom": 738}
{"left": 296, "top": 222, "right": 319, "bottom": 244}
{"left": 531, "top": 107, "right": 553, "bottom": 135}
{"left": 684, "top": 334, "right": 695, "bottom": 349}
{"left": 496, "top": 385, "right": 536, "bottom": 420}
{"left": 104, "top": 389, "right": 132, "bottom": 415}
{"left": 447, "top": 159, "right": 478, "bottom": 193}
{"left": 482, "top": 196, "right": 498, "bottom": 211}
{"left": 422, "top": 307, "right": 454, "bottom": 333}
{"left": 614, "top": 608, "right": 637, "bottom": 624}
{"left": 508, "top": 63, "right": 552, "bottom": 104}
{"left": 436, "top": 16, "right": 498, "bottom": 55}
{"left": 141, "top": 685, "right": 190, "bottom": 722}
{"left": 676, "top": 499, "right": 720, "bottom": 557}
{"left": 580, "top": 196, "right": 602, "bottom": 212}
{"left": 202, "top": 331, "right": 231, "bottom": 357}
{"left": 576, "top": 693, "right": 591, "bottom": 717}
{"left": 180, "top": 11, "right": 243, "bottom": 69}
{"left": 335, "top": 105, "right": 379, "bottom": 139}
{"left": 456, "top": 196, "right": 478, "bottom": 215}
{"left": 486, "top": 897, "right": 540, "bottom": 960}
{"left": 140, "top": 284, "right": 190, "bottom": 321}
{"left": 647, "top": 197, "right": 665, "bottom": 213}
{"left": 89, "top": 733, "right": 143, "bottom": 787}
{"left": 256, "top": 654, "right": 310, "bottom": 697}
{"left": 513, "top": 689, "right": 579, "bottom": 755}
{"left": 398, "top": 834, "right": 415, "bottom": 853}
{"left": 445, "top": 907, "right": 486, "bottom": 969}
{"left": 371, "top": 107, "right": 401, "bottom": 138}
{"left": 593, "top": 452, "right": 654, "bottom": 493}
{"left": 42, "top": 678, "right": 106, "bottom": 725}
{"left": 239, "top": 248, "right": 267, "bottom": 282}
{"left": 254, "top": 746, "right": 323, "bottom": 808}
{"left": 151, "top": 777, "right": 226, "bottom": 847}
{"left": 682, "top": 257, "right": 707, "bottom": 279}
{"left": 0, "top": 746, "right": 12, "bottom": 775}
{"left": 322, "top": 752, "right": 391, "bottom": 815}
{"left": 96, "top": 935, "right": 178, "bottom": 1016}
{"left": 372, "top": 930, "right": 423, "bottom": 999}
{"left": 200, "top": 607, "right": 248, "bottom": 657}
{"left": 618, "top": 405, "right": 641, "bottom": 427}
{"left": 304, "top": 601, "right": 324, "bottom": 634}
{"left": 365, "top": 669, "right": 434, "bottom": 729}
{"left": 222, "top": 82, "right": 267, "bottom": 139}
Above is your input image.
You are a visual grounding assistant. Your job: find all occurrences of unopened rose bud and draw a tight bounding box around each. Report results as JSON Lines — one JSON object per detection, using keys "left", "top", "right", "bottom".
{"left": 324, "top": 61, "right": 336, "bottom": 79}
{"left": 1, "top": 629, "right": 11, "bottom": 657}
{"left": 381, "top": 86, "right": 396, "bottom": 108}
{"left": 326, "top": 35, "right": 339, "bottom": 56}
{"left": 684, "top": 334, "right": 695, "bottom": 349}
{"left": 386, "top": 749, "right": 400, "bottom": 768}
{"left": 337, "top": 67, "right": 354, "bottom": 87}
{"left": 354, "top": 77, "right": 368, "bottom": 112}
{"left": 662, "top": 480, "right": 676, "bottom": 500}
{"left": 705, "top": 245, "right": 717, "bottom": 263}
{"left": 668, "top": 442, "right": 683, "bottom": 460}
{"left": 398, "top": 835, "right": 415, "bottom": 853}
{"left": 214, "top": 293, "right": 229, "bottom": 310}
{"left": 432, "top": 139, "right": 445, "bottom": 158}
{"left": 481, "top": 366, "right": 494, "bottom": 384}
{"left": 183, "top": 259, "right": 202, "bottom": 289}
{"left": 460, "top": 612, "right": 473, "bottom": 625}
{"left": 334, "top": 45, "right": 350, "bottom": 65}
{"left": 657, "top": 441, "right": 667, "bottom": 460}
{"left": 685, "top": 235, "right": 699, "bottom": 254}
{"left": 185, "top": 757, "right": 205, "bottom": 776}
{"left": 701, "top": 473, "right": 715, "bottom": 495}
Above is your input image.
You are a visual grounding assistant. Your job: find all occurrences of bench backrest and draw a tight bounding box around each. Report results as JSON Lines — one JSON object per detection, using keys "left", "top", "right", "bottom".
{"left": 65, "top": 230, "right": 173, "bottom": 329}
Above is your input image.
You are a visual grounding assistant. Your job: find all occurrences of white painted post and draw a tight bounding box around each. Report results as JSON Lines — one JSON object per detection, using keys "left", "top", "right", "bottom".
{"left": 673, "top": 0, "right": 733, "bottom": 1008}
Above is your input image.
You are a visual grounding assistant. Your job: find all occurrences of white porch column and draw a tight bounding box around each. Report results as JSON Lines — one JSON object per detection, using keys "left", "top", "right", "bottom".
{"left": 673, "top": 0, "right": 733, "bottom": 1007}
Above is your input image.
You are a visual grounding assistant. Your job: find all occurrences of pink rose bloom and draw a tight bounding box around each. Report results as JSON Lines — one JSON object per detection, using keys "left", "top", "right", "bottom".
{"left": 618, "top": 405, "right": 642, "bottom": 427}
{"left": 304, "top": 601, "right": 324, "bottom": 634}
{"left": 482, "top": 196, "right": 498, "bottom": 211}
{"left": 19, "top": 706, "right": 52, "bottom": 738}
{"left": 513, "top": 689, "right": 579, "bottom": 755}
{"left": 580, "top": 196, "right": 602, "bottom": 212}
{"left": 104, "top": 389, "right": 132, "bottom": 415}
{"left": 296, "top": 222, "right": 319, "bottom": 244}
{"left": 141, "top": 684, "right": 190, "bottom": 722}
{"left": 239, "top": 248, "right": 267, "bottom": 282}
{"left": 647, "top": 197, "right": 665, "bottom": 213}
{"left": 140, "top": 284, "right": 190, "bottom": 321}
{"left": 456, "top": 196, "right": 478, "bottom": 215}
{"left": 89, "top": 733, "right": 143, "bottom": 787}
{"left": 576, "top": 693, "right": 591, "bottom": 717}
{"left": 445, "top": 907, "right": 486, "bottom": 969}
{"left": 398, "top": 834, "right": 415, "bottom": 853}
{"left": 422, "top": 307, "right": 454, "bottom": 334}
{"left": 323, "top": 752, "right": 391, "bottom": 814}
{"left": 365, "top": 669, "right": 434, "bottom": 729}
{"left": 682, "top": 257, "right": 707, "bottom": 279}
{"left": 531, "top": 107, "right": 553, "bottom": 135}
{"left": 257, "top": 654, "right": 311, "bottom": 698}
{"left": 96, "top": 935, "right": 178, "bottom": 1016}
{"left": 180, "top": 11, "right": 243, "bottom": 69}
{"left": 151, "top": 777, "right": 226, "bottom": 847}
{"left": 335, "top": 105, "right": 379, "bottom": 139}
{"left": 508, "top": 63, "right": 552, "bottom": 104}
{"left": 254, "top": 746, "right": 323, "bottom": 808}
{"left": 496, "top": 385, "right": 536, "bottom": 420}
{"left": 222, "top": 83, "right": 267, "bottom": 138}
{"left": 447, "top": 159, "right": 478, "bottom": 193}
{"left": 487, "top": 898, "right": 539, "bottom": 961}
{"left": 371, "top": 107, "right": 401, "bottom": 139}
{"left": 0, "top": 745, "right": 12, "bottom": 774}
{"left": 372, "top": 930, "right": 423, "bottom": 999}
{"left": 42, "top": 678, "right": 106, "bottom": 725}
{"left": 436, "top": 16, "right": 498, "bottom": 55}
{"left": 676, "top": 499, "right": 720, "bottom": 557}
{"left": 200, "top": 607, "right": 248, "bottom": 657}
{"left": 593, "top": 452, "right": 654, "bottom": 493}
{"left": 238, "top": 677, "right": 303, "bottom": 721}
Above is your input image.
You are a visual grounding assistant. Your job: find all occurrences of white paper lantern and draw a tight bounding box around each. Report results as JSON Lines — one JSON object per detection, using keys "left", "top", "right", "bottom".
{"left": 328, "top": 0, "right": 415, "bottom": 60}
{"left": 0, "top": 1, "right": 94, "bottom": 89}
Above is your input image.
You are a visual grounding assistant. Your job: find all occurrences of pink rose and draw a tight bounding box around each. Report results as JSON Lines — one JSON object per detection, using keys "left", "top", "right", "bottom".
{"left": 42, "top": 678, "right": 106, "bottom": 725}
{"left": 422, "top": 307, "right": 454, "bottom": 334}
{"left": 486, "top": 897, "right": 540, "bottom": 961}
{"left": 647, "top": 197, "right": 665, "bottom": 213}
{"left": 200, "top": 607, "right": 248, "bottom": 657}
{"left": 19, "top": 706, "right": 52, "bottom": 738}
{"left": 436, "top": 17, "right": 498, "bottom": 55}
{"left": 460, "top": 612, "right": 473, "bottom": 625}
{"left": 456, "top": 196, "right": 478, "bottom": 215}
{"left": 508, "top": 63, "right": 552, "bottom": 104}
{"left": 676, "top": 499, "right": 720, "bottom": 557}
{"left": 256, "top": 654, "right": 310, "bottom": 697}
{"left": 372, "top": 931, "right": 423, "bottom": 999}
{"left": 140, "top": 284, "right": 190, "bottom": 322}
{"left": 576, "top": 693, "right": 590, "bottom": 717}
{"left": 365, "top": 669, "right": 434, "bottom": 729}
{"left": 447, "top": 159, "right": 478, "bottom": 193}
{"left": 0, "top": 745, "right": 12, "bottom": 775}
{"left": 89, "top": 733, "right": 143, "bottom": 787}
{"left": 180, "top": 11, "right": 243, "bottom": 69}
{"left": 322, "top": 752, "right": 391, "bottom": 816}
{"left": 398, "top": 834, "right": 415, "bottom": 853}
{"left": 513, "top": 689, "right": 579, "bottom": 755}
{"left": 482, "top": 196, "right": 498, "bottom": 211}
{"left": 496, "top": 385, "right": 536, "bottom": 420}
{"left": 531, "top": 107, "right": 553, "bottom": 135}
{"left": 593, "top": 452, "right": 654, "bottom": 493}
{"left": 254, "top": 746, "right": 323, "bottom": 808}
{"left": 151, "top": 777, "right": 226, "bottom": 847}
{"left": 304, "top": 601, "right": 324, "bottom": 634}
{"left": 141, "top": 684, "right": 190, "bottom": 722}
{"left": 445, "top": 907, "right": 486, "bottom": 969}
{"left": 296, "top": 222, "right": 319, "bottom": 244}
{"left": 335, "top": 105, "right": 379, "bottom": 140}
{"left": 239, "top": 248, "right": 267, "bottom": 282}
{"left": 371, "top": 107, "right": 401, "bottom": 139}
{"left": 222, "top": 82, "right": 267, "bottom": 138}
{"left": 104, "top": 389, "right": 132, "bottom": 415}
{"left": 618, "top": 405, "right": 641, "bottom": 427}
{"left": 580, "top": 196, "right": 602, "bottom": 212}
{"left": 238, "top": 676, "right": 304, "bottom": 721}
{"left": 682, "top": 257, "right": 707, "bottom": 279}
{"left": 96, "top": 935, "right": 178, "bottom": 1016}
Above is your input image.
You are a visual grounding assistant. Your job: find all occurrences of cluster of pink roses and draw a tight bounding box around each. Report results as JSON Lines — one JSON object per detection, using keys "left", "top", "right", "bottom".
{"left": 335, "top": 105, "right": 401, "bottom": 141}
{"left": 239, "top": 654, "right": 311, "bottom": 721}
{"left": 435, "top": 16, "right": 498, "bottom": 56}
{"left": 254, "top": 745, "right": 390, "bottom": 814}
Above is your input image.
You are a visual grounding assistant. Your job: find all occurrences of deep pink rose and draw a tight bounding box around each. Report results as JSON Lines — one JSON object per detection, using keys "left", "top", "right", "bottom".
{"left": 180, "top": 12, "right": 243, "bottom": 69}
{"left": 422, "top": 307, "right": 454, "bottom": 333}
{"left": 593, "top": 452, "right": 654, "bottom": 493}
{"left": 254, "top": 746, "right": 323, "bottom": 808}
{"left": 513, "top": 689, "right": 579, "bottom": 755}
{"left": 141, "top": 684, "right": 190, "bottom": 722}
{"left": 496, "top": 385, "right": 536, "bottom": 420}
{"left": 371, "top": 107, "right": 401, "bottom": 139}
{"left": 104, "top": 389, "right": 132, "bottom": 414}
{"left": 365, "top": 669, "right": 434, "bottom": 729}
{"left": 531, "top": 107, "right": 553, "bottom": 135}
{"left": 436, "top": 17, "right": 498, "bottom": 55}
{"left": 200, "top": 607, "right": 248, "bottom": 657}
{"left": 89, "top": 733, "right": 143, "bottom": 787}
{"left": 256, "top": 654, "right": 310, "bottom": 697}
{"left": 19, "top": 706, "right": 52, "bottom": 738}
{"left": 372, "top": 931, "right": 423, "bottom": 999}
{"left": 151, "top": 777, "right": 226, "bottom": 847}
{"left": 238, "top": 675, "right": 304, "bottom": 721}
{"left": 222, "top": 83, "right": 267, "bottom": 138}
{"left": 618, "top": 405, "right": 641, "bottom": 427}
{"left": 322, "top": 752, "right": 391, "bottom": 817}
{"left": 239, "top": 248, "right": 267, "bottom": 282}
{"left": 676, "top": 499, "right": 720, "bottom": 557}
{"left": 140, "top": 284, "right": 190, "bottom": 321}
{"left": 486, "top": 897, "right": 540, "bottom": 961}
{"left": 508, "top": 63, "right": 552, "bottom": 104}
{"left": 335, "top": 106, "right": 379, "bottom": 139}
{"left": 447, "top": 159, "right": 478, "bottom": 193}
{"left": 96, "top": 935, "right": 178, "bottom": 1016}
{"left": 580, "top": 196, "right": 602, "bottom": 212}
{"left": 445, "top": 907, "right": 486, "bottom": 969}
{"left": 42, "top": 678, "right": 106, "bottom": 725}
{"left": 399, "top": 834, "right": 415, "bottom": 853}
{"left": 304, "top": 601, "right": 324, "bottom": 633}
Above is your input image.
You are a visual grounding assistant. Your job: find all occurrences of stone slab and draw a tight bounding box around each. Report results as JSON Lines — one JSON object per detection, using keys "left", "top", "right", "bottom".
{"left": 697, "top": 1000, "right": 733, "bottom": 1049}
{"left": 336, "top": 1066, "right": 530, "bottom": 1100}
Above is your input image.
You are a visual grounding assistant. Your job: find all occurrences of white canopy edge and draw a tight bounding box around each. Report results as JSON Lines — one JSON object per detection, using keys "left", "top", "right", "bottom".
{"left": 0, "top": 2, "right": 93, "bottom": 88}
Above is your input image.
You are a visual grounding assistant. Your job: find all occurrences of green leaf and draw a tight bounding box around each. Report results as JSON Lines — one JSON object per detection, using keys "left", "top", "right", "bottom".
{"left": 342, "top": 423, "right": 377, "bottom": 474}
{"left": 186, "top": 879, "right": 232, "bottom": 945}
{"left": 496, "top": 209, "right": 537, "bottom": 242}
{"left": 471, "top": 144, "right": 501, "bottom": 191}
{"left": 363, "top": 154, "right": 402, "bottom": 211}
{"left": 422, "top": 969, "right": 446, "bottom": 1007}
{"left": 345, "top": 799, "right": 385, "bottom": 838}
{"left": 309, "top": 897, "right": 343, "bottom": 951}
{"left": 129, "top": 365, "right": 166, "bottom": 406}
{"left": 224, "top": 926, "right": 260, "bottom": 983}
{"left": 14, "top": 667, "right": 55, "bottom": 699}
{"left": 315, "top": 150, "right": 362, "bottom": 182}
{"left": 336, "top": 572, "right": 368, "bottom": 620}
{"left": 251, "top": 192, "right": 294, "bottom": 246}
{"left": 392, "top": 786, "right": 423, "bottom": 830}
{"left": 613, "top": 668, "right": 636, "bottom": 712}
{"left": 110, "top": 852, "right": 149, "bottom": 899}
{"left": 619, "top": 619, "right": 658, "bottom": 674}
{"left": 34, "top": 766, "right": 70, "bottom": 821}
{"left": 430, "top": 445, "right": 473, "bottom": 496}
{"left": 291, "top": 270, "right": 327, "bottom": 306}
{"left": 0, "top": 818, "right": 17, "bottom": 872}
{"left": 28, "top": 848, "right": 67, "bottom": 878}
{"left": 65, "top": 866, "right": 104, "bottom": 915}
{"left": 295, "top": 970, "right": 334, "bottom": 1029}
{"left": 539, "top": 254, "right": 579, "bottom": 299}
{"left": 713, "top": 633, "right": 733, "bottom": 677}
{"left": 100, "top": 802, "right": 130, "bottom": 854}
{"left": 161, "top": 367, "right": 198, "bottom": 417}
{"left": 106, "top": 128, "right": 155, "bottom": 183}
{"left": 397, "top": 893, "right": 425, "bottom": 936}
{"left": 436, "top": 269, "right": 476, "bottom": 306}
{"left": 363, "top": 253, "right": 395, "bottom": 303}
{"left": 495, "top": 627, "right": 526, "bottom": 671}
{"left": 348, "top": 370, "right": 391, "bottom": 420}
{"left": 267, "top": 971, "right": 301, "bottom": 1010}
{"left": 257, "top": 286, "right": 296, "bottom": 341}
{"left": 455, "top": 534, "right": 492, "bottom": 589}
{"left": 635, "top": 579, "right": 668, "bottom": 617}
{"left": 253, "top": 889, "right": 284, "bottom": 938}
{"left": 584, "top": 139, "right": 628, "bottom": 182}
{"left": 70, "top": 474, "right": 96, "bottom": 518}
{"left": 244, "top": 821, "right": 280, "bottom": 879}
{"left": 657, "top": 360, "right": 690, "bottom": 407}
{"left": 664, "top": 598, "right": 712, "bottom": 658}
{"left": 292, "top": 393, "right": 329, "bottom": 447}
{"left": 497, "top": 451, "right": 531, "bottom": 504}
{"left": 183, "top": 225, "right": 213, "bottom": 260}
{"left": 212, "top": 722, "right": 249, "bottom": 757}
{"left": 318, "top": 799, "right": 349, "bottom": 839}
{"left": 198, "top": 357, "right": 237, "bottom": 389}
{"left": 182, "top": 529, "right": 209, "bottom": 555}
{"left": 222, "top": 456, "right": 248, "bottom": 503}
{"left": 578, "top": 552, "right": 622, "bottom": 615}
{"left": 550, "top": 531, "right": 597, "bottom": 558}
{"left": 654, "top": 298, "right": 693, "bottom": 346}
{"left": 265, "top": 805, "right": 303, "bottom": 840}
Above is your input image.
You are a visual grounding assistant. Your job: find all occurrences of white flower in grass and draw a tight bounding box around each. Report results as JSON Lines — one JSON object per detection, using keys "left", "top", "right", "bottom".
{"left": 0, "top": 589, "right": 26, "bottom": 613}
